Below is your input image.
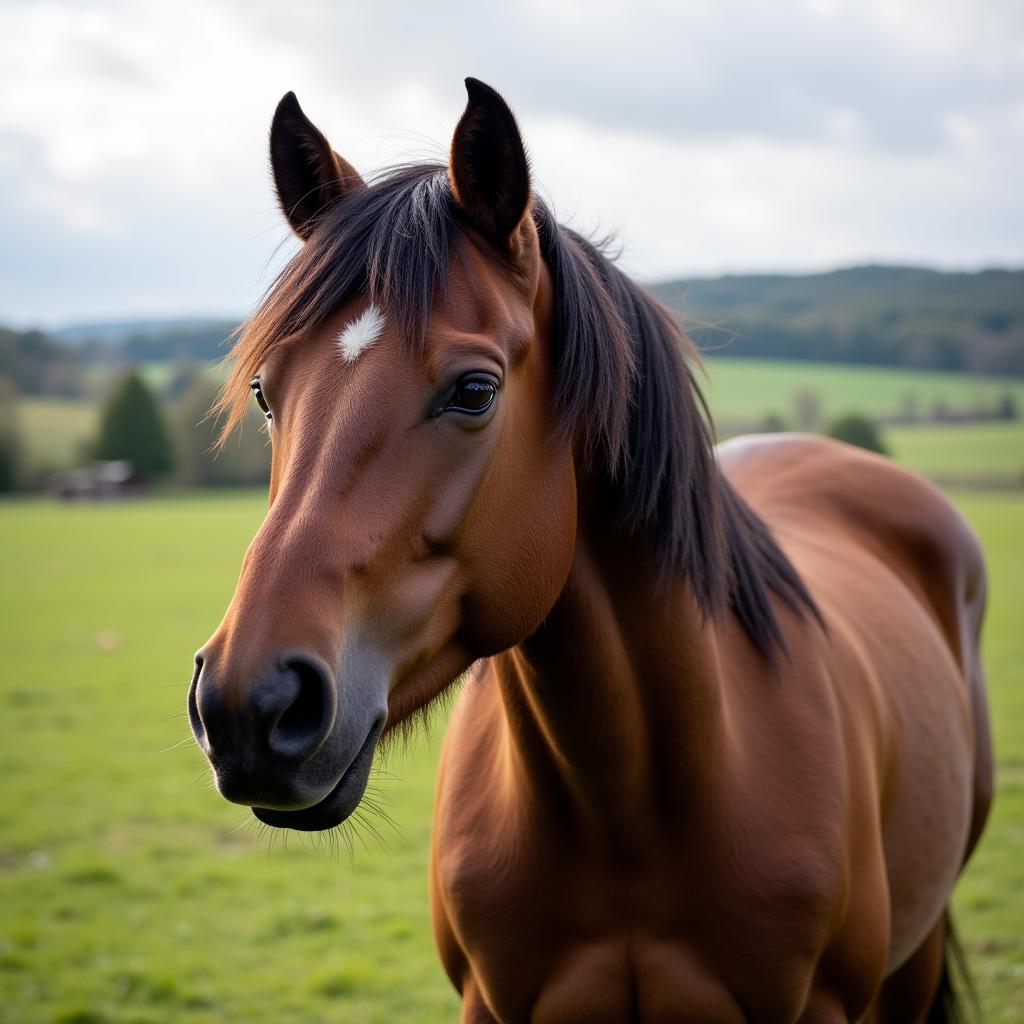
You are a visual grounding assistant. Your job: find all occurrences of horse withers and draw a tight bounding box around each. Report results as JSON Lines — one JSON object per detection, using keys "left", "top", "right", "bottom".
{"left": 188, "top": 79, "right": 992, "bottom": 1022}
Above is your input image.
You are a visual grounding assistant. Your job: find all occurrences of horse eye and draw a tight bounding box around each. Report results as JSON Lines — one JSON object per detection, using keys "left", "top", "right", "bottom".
{"left": 250, "top": 377, "right": 272, "bottom": 419}
{"left": 443, "top": 375, "right": 498, "bottom": 416}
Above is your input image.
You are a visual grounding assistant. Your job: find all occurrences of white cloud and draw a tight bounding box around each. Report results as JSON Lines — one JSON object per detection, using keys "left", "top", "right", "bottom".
{"left": 0, "top": 0, "right": 1021, "bottom": 324}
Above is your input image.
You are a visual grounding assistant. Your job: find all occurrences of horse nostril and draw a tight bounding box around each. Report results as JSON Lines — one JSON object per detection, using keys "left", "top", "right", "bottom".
{"left": 187, "top": 653, "right": 207, "bottom": 750}
{"left": 257, "top": 653, "right": 337, "bottom": 761}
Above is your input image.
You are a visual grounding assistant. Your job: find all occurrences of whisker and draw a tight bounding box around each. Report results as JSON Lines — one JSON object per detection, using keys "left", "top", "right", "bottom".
{"left": 227, "top": 814, "right": 256, "bottom": 837}
{"left": 359, "top": 796, "right": 403, "bottom": 839}
{"left": 338, "top": 820, "right": 356, "bottom": 863}
{"left": 352, "top": 809, "right": 390, "bottom": 853}
{"left": 153, "top": 736, "right": 196, "bottom": 754}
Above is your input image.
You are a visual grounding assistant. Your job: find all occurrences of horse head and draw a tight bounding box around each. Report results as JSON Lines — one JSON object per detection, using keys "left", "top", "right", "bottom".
{"left": 189, "top": 81, "right": 584, "bottom": 830}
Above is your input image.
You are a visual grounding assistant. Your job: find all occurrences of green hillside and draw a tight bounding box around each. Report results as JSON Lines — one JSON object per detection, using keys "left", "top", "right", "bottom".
{"left": 653, "top": 266, "right": 1024, "bottom": 374}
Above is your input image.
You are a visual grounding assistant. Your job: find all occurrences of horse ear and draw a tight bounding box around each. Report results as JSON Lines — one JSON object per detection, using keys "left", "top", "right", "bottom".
{"left": 270, "top": 92, "right": 365, "bottom": 240}
{"left": 449, "top": 78, "right": 531, "bottom": 249}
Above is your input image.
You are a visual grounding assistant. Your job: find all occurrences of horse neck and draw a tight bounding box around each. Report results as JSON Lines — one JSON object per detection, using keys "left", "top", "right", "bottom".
{"left": 492, "top": 506, "right": 727, "bottom": 833}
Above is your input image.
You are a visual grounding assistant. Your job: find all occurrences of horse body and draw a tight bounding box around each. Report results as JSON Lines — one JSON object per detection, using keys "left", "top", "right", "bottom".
{"left": 189, "top": 80, "right": 992, "bottom": 1022}
{"left": 432, "top": 434, "right": 988, "bottom": 1022}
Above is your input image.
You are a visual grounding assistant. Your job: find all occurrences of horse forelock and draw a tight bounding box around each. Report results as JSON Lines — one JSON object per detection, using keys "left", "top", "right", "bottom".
{"left": 216, "top": 163, "right": 456, "bottom": 439}
{"left": 217, "top": 161, "right": 819, "bottom": 662}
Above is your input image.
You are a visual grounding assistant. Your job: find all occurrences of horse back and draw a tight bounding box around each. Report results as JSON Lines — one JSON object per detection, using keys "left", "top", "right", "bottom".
{"left": 717, "top": 432, "right": 986, "bottom": 674}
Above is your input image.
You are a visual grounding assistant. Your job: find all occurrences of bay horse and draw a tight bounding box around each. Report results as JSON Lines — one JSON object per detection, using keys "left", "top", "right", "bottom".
{"left": 188, "top": 79, "right": 992, "bottom": 1022}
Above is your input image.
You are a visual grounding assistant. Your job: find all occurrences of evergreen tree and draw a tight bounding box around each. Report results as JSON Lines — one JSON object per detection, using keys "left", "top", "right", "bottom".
{"left": 996, "top": 392, "right": 1018, "bottom": 421}
{"left": 0, "top": 377, "right": 21, "bottom": 492}
{"left": 95, "top": 371, "right": 175, "bottom": 479}
{"left": 826, "top": 414, "right": 888, "bottom": 456}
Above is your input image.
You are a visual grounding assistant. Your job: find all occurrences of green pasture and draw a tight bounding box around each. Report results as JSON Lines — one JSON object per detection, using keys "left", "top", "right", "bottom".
{"left": 18, "top": 399, "right": 97, "bottom": 468}
{"left": 886, "top": 422, "right": 1024, "bottom": 482}
{"left": 701, "top": 357, "right": 1024, "bottom": 424}
{"left": 1, "top": 490, "right": 1022, "bottom": 1022}
{"left": 0, "top": 493, "right": 458, "bottom": 1024}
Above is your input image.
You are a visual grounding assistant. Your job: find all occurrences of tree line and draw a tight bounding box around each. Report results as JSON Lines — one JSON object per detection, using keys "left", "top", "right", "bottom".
{"left": 652, "top": 265, "right": 1024, "bottom": 375}
{"left": 3, "top": 267, "right": 1024, "bottom": 401}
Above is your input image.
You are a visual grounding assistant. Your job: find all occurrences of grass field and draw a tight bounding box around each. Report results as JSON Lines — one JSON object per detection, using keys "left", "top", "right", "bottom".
{"left": 701, "top": 358, "right": 1024, "bottom": 424}
{"left": 18, "top": 400, "right": 97, "bottom": 469}
{"left": 885, "top": 422, "right": 1024, "bottom": 482}
{"left": 0, "top": 494, "right": 459, "bottom": 1024}
{"left": 1, "top": 491, "right": 1022, "bottom": 1022}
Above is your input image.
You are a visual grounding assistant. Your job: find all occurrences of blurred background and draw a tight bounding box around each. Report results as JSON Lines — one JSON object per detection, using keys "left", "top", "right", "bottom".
{"left": 1, "top": 1, "right": 1021, "bottom": 1022}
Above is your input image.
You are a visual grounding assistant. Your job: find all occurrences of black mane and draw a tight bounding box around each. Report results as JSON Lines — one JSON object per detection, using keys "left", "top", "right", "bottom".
{"left": 224, "top": 163, "right": 820, "bottom": 661}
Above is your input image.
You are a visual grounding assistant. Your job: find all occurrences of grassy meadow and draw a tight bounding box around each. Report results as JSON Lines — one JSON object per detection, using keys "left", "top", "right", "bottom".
{"left": 19, "top": 400, "right": 97, "bottom": 469}
{"left": 885, "top": 422, "right": 1024, "bottom": 481}
{"left": 702, "top": 358, "right": 1024, "bottom": 424}
{"left": 0, "top": 494, "right": 460, "bottom": 1024}
{"left": 2, "top": 358, "right": 1023, "bottom": 1022}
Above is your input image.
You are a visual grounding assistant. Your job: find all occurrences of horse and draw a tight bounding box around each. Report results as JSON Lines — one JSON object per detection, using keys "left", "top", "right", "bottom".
{"left": 187, "top": 79, "right": 993, "bottom": 1022}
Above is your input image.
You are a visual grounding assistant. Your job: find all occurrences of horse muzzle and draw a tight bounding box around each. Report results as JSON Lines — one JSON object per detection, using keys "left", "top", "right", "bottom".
{"left": 188, "top": 648, "right": 387, "bottom": 830}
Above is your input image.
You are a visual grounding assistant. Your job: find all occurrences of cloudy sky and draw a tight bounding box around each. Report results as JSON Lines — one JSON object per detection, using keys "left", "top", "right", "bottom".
{"left": 1, "top": 0, "right": 1022, "bottom": 326}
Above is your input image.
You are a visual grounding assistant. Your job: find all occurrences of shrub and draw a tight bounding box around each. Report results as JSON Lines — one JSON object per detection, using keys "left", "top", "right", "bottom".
{"left": 759, "top": 412, "right": 788, "bottom": 433}
{"left": 995, "top": 392, "right": 1019, "bottom": 421}
{"left": 826, "top": 414, "right": 888, "bottom": 455}
{"left": 790, "top": 388, "right": 823, "bottom": 431}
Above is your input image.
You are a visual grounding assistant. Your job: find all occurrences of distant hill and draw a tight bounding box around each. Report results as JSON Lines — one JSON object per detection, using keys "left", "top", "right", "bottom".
{"left": 10, "top": 265, "right": 1024, "bottom": 380}
{"left": 0, "top": 326, "right": 85, "bottom": 397}
{"left": 53, "top": 318, "right": 236, "bottom": 346}
{"left": 57, "top": 320, "right": 239, "bottom": 363}
{"left": 650, "top": 266, "right": 1024, "bottom": 375}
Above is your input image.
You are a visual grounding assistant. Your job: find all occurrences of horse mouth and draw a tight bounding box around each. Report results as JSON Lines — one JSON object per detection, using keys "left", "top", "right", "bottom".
{"left": 251, "top": 720, "right": 382, "bottom": 832}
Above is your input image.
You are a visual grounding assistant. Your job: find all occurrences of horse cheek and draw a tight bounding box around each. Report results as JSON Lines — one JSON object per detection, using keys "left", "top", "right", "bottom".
{"left": 465, "top": 456, "right": 577, "bottom": 657}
